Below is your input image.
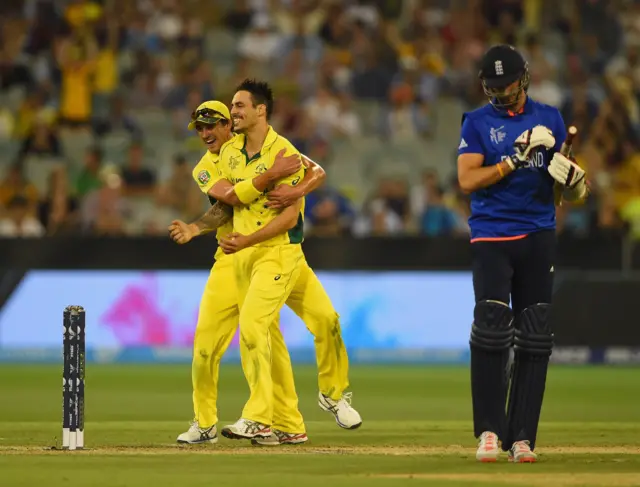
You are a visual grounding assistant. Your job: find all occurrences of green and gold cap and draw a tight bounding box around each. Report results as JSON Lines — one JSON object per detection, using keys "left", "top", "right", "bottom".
{"left": 187, "top": 100, "right": 231, "bottom": 130}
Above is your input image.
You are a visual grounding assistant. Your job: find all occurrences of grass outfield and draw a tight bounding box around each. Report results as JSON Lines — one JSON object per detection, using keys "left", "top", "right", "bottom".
{"left": 0, "top": 364, "right": 639, "bottom": 486}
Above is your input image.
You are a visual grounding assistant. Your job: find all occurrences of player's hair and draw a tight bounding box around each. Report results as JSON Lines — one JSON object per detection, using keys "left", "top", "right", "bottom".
{"left": 235, "top": 78, "right": 274, "bottom": 120}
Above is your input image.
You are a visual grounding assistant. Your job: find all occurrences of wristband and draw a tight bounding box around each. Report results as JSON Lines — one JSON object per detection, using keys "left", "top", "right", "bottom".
{"left": 234, "top": 179, "right": 262, "bottom": 204}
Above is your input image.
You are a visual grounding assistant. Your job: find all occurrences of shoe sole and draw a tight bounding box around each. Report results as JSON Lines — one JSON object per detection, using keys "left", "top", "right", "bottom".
{"left": 477, "top": 456, "right": 499, "bottom": 463}
{"left": 221, "top": 428, "right": 271, "bottom": 440}
{"left": 177, "top": 437, "right": 218, "bottom": 445}
{"left": 510, "top": 457, "right": 537, "bottom": 463}
{"left": 317, "top": 399, "right": 363, "bottom": 430}
{"left": 508, "top": 455, "right": 537, "bottom": 463}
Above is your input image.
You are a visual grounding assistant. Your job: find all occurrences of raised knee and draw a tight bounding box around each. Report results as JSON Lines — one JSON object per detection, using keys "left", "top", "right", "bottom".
{"left": 514, "top": 304, "right": 553, "bottom": 356}
{"left": 470, "top": 300, "right": 514, "bottom": 351}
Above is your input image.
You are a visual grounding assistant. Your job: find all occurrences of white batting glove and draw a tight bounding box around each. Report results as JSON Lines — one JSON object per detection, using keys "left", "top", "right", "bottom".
{"left": 549, "top": 152, "right": 588, "bottom": 201}
{"left": 513, "top": 125, "right": 556, "bottom": 161}
{"left": 548, "top": 152, "right": 585, "bottom": 188}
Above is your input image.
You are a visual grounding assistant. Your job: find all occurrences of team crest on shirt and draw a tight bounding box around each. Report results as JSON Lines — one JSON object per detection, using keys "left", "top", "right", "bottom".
{"left": 255, "top": 163, "right": 267, "bottom": 174}
{"left": 197, "top": 170, "right": 211, "bottom": 185}
{"left": 490, "top": 126, "right": 506, "bottom": 145}
{"left": 229, "top": 155, "right": 241, "bottom": 170}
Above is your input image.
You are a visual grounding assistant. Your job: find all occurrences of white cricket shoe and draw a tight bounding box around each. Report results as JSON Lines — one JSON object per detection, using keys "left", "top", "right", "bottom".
{"left": 176, "top": 422, "right": 218, "bottom": 444}
{"left": 318, "top": 391, "right": 362, "bottom": 429}
{"left": 476, "top": 431, "right": 500, "bottom": 462}
{"left": 508, "top": 440, "right": 537, "bottom": 463}
{"left": 221, "top": 418, "right": 271, "bottom": 440}
{"left": 251, "top": 429, "right": 308, "bottom": 446}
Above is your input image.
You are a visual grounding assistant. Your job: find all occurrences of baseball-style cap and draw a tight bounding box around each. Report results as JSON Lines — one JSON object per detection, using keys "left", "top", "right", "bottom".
{"left": 187, "top": 100, "right": 231, "bottom": 130}
{"left": 478, "top": 44, "right": 527, "bottom": 89}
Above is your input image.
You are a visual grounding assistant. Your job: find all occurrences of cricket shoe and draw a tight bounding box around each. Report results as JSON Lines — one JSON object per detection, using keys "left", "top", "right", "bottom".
{"left": 251, "top": 429, "right": 308, "bottom": 446}
{"left": 176, "top": 422, "right": 218, "bottom": 444}
{"left": 318, "top": 391, "right": 362, "bottom": 429}
{"left": 508, "top": 440, "right": 537, "bottom": 463}
{"left": 221, "top": 418, "right": 271, "bottom": 440}
{"left": 476, "top": 431, "right": 500, "bottom": 462}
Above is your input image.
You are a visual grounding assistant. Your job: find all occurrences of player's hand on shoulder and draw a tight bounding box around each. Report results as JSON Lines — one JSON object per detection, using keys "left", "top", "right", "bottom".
{"left": 168, "top": 220, "right": 196, "bottom": 244}
{"left": 270, "top": 148, "right": 302, "bottom": 179}
{"left": 548, "top": 152, "right": 586, "bottom": 188}
{"left": 266, "top": 184, "right": 300, "bottom": 208}
{"left": 511, "top": 125, "right": 555, "bottom": 165}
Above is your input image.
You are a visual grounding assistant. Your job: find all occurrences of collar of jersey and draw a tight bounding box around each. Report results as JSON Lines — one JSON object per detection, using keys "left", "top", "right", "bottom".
{"left": 229, "top": 125, "right": 279, "bottom": 157}
{"left": 206, "top": 150, "right": 219, "bottom": 163}
{"left": 493, "top": 96, "right": 531, "bottom": 118}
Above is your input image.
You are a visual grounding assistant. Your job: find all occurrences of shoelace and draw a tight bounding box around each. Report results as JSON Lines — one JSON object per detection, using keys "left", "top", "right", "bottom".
{"left": 340, "top": 392, "right": 353, "bottom": 405}
{"left": 481, "top": 433, "right": 497, "bottom": 450}
{"left": 513, "top": 441, "right": 531, "bottom": 453}
{"left": 242, "top": 420, "right": 266, "bottom": 434}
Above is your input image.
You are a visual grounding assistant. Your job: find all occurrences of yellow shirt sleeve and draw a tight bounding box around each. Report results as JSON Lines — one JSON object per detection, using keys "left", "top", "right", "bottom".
{"left": 192, "top": 153, "right": 222, "bottom": 194}
{"left": 273, "top": 138, "right": 305, "bottom": 188}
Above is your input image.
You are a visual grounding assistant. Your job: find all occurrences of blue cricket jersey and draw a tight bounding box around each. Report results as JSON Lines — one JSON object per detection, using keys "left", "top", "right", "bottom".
{"left": 457, "top": 97, "right": 567, "bottom": 241}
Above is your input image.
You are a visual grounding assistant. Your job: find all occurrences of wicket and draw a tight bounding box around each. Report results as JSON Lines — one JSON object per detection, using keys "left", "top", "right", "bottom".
{"left": 63, "top": 305, "right": 85, "bottom": 450}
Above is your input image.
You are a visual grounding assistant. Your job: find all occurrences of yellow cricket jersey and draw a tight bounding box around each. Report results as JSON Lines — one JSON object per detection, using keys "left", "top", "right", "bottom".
{"left": 192, "top": 150, "right": 234, "bottom": 260}
{"left": 218, "top": 126, "right": 305, "bottom": 247}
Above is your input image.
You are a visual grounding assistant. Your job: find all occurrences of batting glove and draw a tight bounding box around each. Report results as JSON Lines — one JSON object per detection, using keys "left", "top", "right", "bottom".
{"left": 513, "top": 125, "right": 556, "bottom": 161}
{"left": 548, "top": 152, "right": 585, "bottom": 188}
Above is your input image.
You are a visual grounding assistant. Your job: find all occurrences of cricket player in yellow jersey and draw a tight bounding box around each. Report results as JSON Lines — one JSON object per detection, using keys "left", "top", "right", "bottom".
{"left": 210, "top": 79, "right": 362, "bottom": 441}
{"left": 169, "top": 101, "right": 322, "bottom": 445}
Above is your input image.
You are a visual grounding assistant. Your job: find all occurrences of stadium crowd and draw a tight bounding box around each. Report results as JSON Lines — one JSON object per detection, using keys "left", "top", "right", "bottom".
{"left": 0, "top": 0, "right": 638, "bottom": 239}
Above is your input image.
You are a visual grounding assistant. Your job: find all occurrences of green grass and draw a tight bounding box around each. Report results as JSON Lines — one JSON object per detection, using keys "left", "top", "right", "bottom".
{"left": 1, "top": 364, "right": 639, "bottom": 486}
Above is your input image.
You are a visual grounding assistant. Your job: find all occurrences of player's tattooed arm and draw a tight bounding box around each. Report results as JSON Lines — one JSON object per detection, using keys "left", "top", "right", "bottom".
{"left": 193, "top": 201, "right": 233, "bottom": 234}
{"left": 168, "top": 202, "right": 232, "bottom": 244}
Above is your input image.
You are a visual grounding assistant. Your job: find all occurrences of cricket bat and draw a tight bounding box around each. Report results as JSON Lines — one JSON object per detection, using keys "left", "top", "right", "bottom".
{"left": 553, "top": 125, "right": 578, "bottom": 206}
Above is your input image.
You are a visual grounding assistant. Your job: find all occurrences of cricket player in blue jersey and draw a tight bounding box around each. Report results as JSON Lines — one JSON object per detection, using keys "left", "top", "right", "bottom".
{"left": 457, "top": 45, "right": 588, "bottom": 463}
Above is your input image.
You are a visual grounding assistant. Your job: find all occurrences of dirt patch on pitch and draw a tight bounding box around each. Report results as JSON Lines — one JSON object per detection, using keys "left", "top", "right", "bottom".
{"left": 373, "top": 473, "right": 640, "bottom": 486}
{"left": 1, "top": 445, "right": 639, "bottom": 456}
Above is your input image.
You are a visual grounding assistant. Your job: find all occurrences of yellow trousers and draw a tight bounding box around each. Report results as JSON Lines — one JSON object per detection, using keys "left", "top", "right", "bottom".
{"left": 192, "top": 255, "right": 304, "bottom": 433}
{"left": 235, "top": 244, "right": 350, "bottom": 426}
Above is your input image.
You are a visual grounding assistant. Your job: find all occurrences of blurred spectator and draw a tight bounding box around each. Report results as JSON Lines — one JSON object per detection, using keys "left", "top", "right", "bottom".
{"left": 120, "top": 143, "right": 156, "bottom": 195}
{"left": 155, "top": 154, "right": 202, "bottom": 222}
{"left": 0, "top": 163, "right": 39, "bottom": 213}
{"left": 91, "top": 16, "right": 121, "bottom": 125}
{"left": 304, "top": 85, "right": 340, "bottom": 141}
{"left": 75, "top": 146, "right": 104, "bottom": 198}
{"left": 55, "top": 31, "right": 97, "bottom": 129}
{"left": 353, "top": 178, "right": 411, "bottom": 236}
{"left": 237, "top": 13, "right": 283, "bottom": 67}
{"left": 561, "top": 83, "right": 600, "bottom": 137}
{"left": 410, "top": 169, "right": 440, "bottom": 221}
{"left": 419, "top": 185, "right": 459, "bottom": 237}
{"left": 333, "top": 92, "right": 362, "bottom": 139}
{"left": 0, "top": 195, "right": 45, "bottom": 237}
{"left": 80, "top": 165, "right": 128, "bottom": 235}
{"left": 304, "top": 187, "right": 355, "bottom": 237}
{"left": 225, "top": 0, "right": 254, "bottom": 32}
{"left": 579, "top": 34, "right": 608, "bottom": 77}
{"left": 382, "top": 82, "right": 430, "bottom": 139}
{"left": 92, "top": 93, "right": 143, "bottom": 140}
{"left": 527, "top": 67, "right": 563, "bottom": 108}
{"left": 38, "top": 165, "right": 80, "bottom": 235}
